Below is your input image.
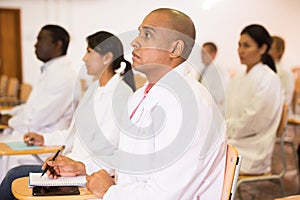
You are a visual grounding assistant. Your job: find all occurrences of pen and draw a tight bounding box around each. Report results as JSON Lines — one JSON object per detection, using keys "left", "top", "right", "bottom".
{"left": 26, "top": 119, "right": 33, "bottom": 146}
{"left": 26, "top": 129, "right": 33, "bottom": 146}
{"left": 40, "top": 148, "right": 61, "bottom": 178}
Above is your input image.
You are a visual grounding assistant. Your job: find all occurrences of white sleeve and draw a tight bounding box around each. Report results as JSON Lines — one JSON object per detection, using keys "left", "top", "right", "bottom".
{"left": 0, "top": 104, "right": 24, "bottom": 115}
{"left": 42, "top": 118, "right": 77, "bottom": 150}
{"left": 42, "top": 129, "right": 68, "bottom": 146}
{"left": 227, "top": 76, "right": 283, "bottom": 138}
{"left": 8, "top": 67, "right": 77, "bottom": 133}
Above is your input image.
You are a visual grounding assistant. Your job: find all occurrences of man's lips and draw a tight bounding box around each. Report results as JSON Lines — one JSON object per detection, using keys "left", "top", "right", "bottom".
{"left": 132, "top": 51, "right": 140, "bottom": 59}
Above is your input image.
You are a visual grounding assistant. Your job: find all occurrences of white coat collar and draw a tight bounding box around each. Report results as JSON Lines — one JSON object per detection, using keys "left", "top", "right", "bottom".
{"left": 247, "top": 62, "right": 264, "bottom": 75}
{"left": 40, "top": 55, "right": 67, "bottom": 73}
{"left": 96, "top": 73, "right": 121, "bottom": 94}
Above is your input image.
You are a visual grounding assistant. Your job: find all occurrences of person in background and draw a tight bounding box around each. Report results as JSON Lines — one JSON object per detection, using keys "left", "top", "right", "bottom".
{"left": 0, "top": 30, "right": 135, "bottom": 200}
{"left": 0, "top": 24, "right": 81, "bottom": 182}
{"left": 226, "top": 24, "right": 283, "bottom": 175}
{"left": 200, "top": 42, "right": 230, "bottom": 114}
{"left": 0, "top": 24, "right": 79, "bottom": 135}
{"left": 268, "top": 35, "right": 294, "bottom": 108}
{"left": 85, "top": 8, "right": 226, "bottom": 199}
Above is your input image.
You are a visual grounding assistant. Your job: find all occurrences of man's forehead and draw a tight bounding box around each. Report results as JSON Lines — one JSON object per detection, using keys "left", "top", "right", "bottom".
{"left": 38, "top": 29, "right": 52, "bottom": 37}
{"left": 140, "top": 12, "right": 172, "bottom": 30}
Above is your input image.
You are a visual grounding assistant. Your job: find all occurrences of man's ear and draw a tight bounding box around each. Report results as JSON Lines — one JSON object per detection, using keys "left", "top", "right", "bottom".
{"left": 55, "top": 40, "right": 63, "bottom": 53}
{"left": 170, "top": 40, "right": 184, "bottom": 58}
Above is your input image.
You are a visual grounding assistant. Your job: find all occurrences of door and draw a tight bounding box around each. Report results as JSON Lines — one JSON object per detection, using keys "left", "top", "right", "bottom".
{"left": 0, "top": 8, "right": 22, "bottom": 82}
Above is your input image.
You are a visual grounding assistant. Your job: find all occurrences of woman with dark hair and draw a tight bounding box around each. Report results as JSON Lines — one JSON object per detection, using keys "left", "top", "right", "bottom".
{"left": 0, "top": 31, "right": 135, "bottom": 200}
{"left": 225, "top": 24, "right": 283, "bottom": 174}
{"left": 85, "top": 31, "right": 135, "bottom": 91}
{"left": 240, "top": 24, "right": 276, "bottom": 73}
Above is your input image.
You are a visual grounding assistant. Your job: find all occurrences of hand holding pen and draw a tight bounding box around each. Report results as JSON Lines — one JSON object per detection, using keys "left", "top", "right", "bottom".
{"left": 23, "top": 119, "right": 45, "bottom": 146}
{"left": 41, "top": 150, "right": 86, "bottom": 179}
{"left": 24, "top": 132, "right": 44, "bottom": 146}
{"left": 41, "top": 146, "right": 65, "bottom": 178}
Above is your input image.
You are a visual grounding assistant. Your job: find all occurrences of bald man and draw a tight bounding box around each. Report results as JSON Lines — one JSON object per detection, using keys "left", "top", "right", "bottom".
{"left": 85, "top": 8, "right": 227, "bottom": 199}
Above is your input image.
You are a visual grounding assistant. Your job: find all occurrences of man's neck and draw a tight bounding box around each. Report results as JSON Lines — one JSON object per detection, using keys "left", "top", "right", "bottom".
{"left": 145, "top": 67, "right": 172, "bottom": 85}
{"left": 145, "top": 61, "right": 182, "bottom": 84}
{"left": 43, "top": 55, "right": 64, "bottom": 63}
{"left": 204, "top": 61, "right": 212, "bottom": 67}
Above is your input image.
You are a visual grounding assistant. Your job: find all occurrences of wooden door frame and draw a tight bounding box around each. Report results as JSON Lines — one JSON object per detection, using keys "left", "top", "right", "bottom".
{"left": 0, "top": 8, "right": 22, "bottom": 82}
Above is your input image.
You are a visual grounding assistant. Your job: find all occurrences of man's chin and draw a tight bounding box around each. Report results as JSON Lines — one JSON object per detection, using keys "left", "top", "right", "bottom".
{"left": 132, "top": 63, "right": 143, "bottom": 72}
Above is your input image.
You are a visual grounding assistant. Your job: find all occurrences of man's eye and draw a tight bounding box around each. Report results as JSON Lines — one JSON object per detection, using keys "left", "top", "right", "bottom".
{"left": 145, "top": 32, "right": 151, "bottom": 38}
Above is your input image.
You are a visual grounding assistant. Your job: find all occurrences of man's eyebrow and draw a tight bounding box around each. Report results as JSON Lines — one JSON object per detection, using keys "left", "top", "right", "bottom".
{"left": 139, "top": 25, "right": 156, "bottom": 33}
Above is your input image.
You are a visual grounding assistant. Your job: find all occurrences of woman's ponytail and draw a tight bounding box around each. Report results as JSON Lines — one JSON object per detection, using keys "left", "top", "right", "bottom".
{"left": 120, "top": 59, "right": 136, "bottom": 92}
{"left": 262, "top": 53, "right": 276, "bottom": 73}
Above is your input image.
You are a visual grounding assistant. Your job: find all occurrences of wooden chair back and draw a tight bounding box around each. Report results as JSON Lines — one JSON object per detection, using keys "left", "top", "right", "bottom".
{"left": 221, "top": 144, "right": 241, "bottom": 200}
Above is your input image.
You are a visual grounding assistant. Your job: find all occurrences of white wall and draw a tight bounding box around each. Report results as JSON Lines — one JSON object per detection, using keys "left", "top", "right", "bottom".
{"left": 0, "top": 0, "right": 300, "bottom": 84}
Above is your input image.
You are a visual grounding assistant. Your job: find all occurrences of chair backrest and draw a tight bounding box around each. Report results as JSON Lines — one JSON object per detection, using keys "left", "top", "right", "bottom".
{"left": 292, "top": 67, "right": 300, "bottom": 113}
{"left": 6, "top": 77, "right": 19, "bottom": 97}
{"left": 275, "top": 195, "right": 300, "bottom": 200}
{"left": 19, "top": 83, "right": 32, "bottom": 102}
{"left": 276, "top": 103, "right": 289, "bottom": 178}
{"left": 276, "top": 104, "right": 289, "bottom": 138}
{"left": 292, "top": 67, "right": 300, "bottom": 93}
{"left": 221, "top": 144, "right": 241, "bottom": 200}
{"left": 0, "top": 74, "right": 8, "bottom": 95}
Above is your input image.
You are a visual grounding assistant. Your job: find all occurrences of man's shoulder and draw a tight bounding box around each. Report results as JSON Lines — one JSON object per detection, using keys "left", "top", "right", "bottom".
{"left": 47, "top": 56, "right": 77, "bottom": 77}
{"left": 48, "top": 56, "right": 74, "bottom": 69}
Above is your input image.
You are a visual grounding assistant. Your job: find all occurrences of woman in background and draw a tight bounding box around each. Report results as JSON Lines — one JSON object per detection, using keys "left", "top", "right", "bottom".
{"left": 268, "top": 35, "right": 294, "bottom": 106}
{"left": 226, "top": 24, "right": 283, "bottom": 174}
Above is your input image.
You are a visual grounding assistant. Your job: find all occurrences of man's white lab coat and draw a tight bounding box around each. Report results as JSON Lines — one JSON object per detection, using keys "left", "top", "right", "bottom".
{"left": 103, "top": 63, "right": 227, "bottom": 200}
